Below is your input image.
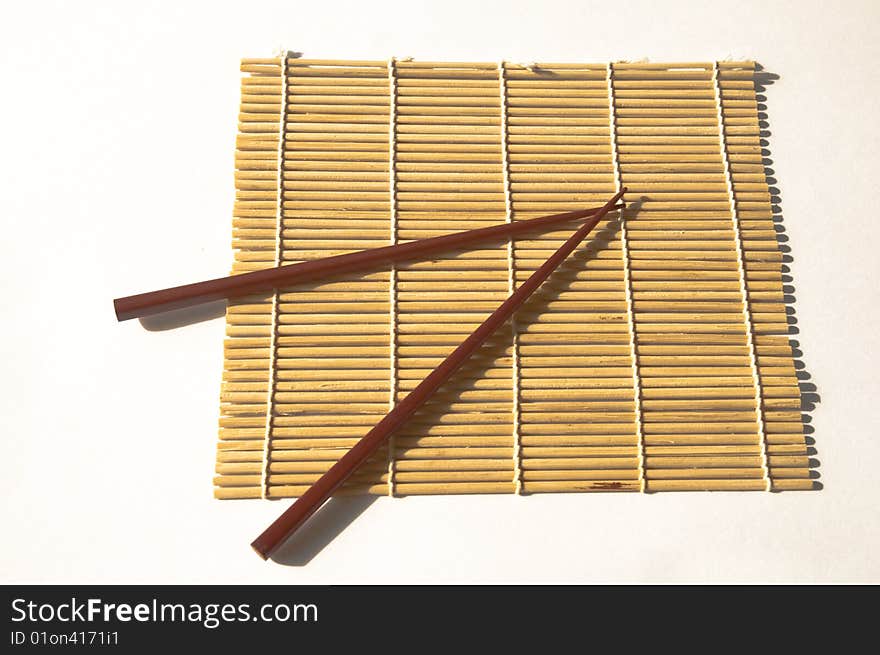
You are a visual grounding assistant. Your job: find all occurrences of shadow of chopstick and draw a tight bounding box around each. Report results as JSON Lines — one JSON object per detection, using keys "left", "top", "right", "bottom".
{"left": 269, "top": 495, "right": 379, "bottom": 566}
{"left": 138, "top": 299, "right": 227, "bottom": 331}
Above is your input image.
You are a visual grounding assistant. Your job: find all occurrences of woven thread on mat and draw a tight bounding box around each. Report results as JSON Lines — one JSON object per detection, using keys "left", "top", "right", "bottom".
{"left": 607, "top": 62, "right": 646, "bottom": 492}
{"left": 713, "top": 61, "right": 772, "bottom": 491}
{"left": 498, "top": 61, "right": 523, "bottom": 494}
{"left": 259, "top": 53, "right": 289, "bottom": 499}
{"left": 386, "top": 57, "right": 400, "bottom": 497}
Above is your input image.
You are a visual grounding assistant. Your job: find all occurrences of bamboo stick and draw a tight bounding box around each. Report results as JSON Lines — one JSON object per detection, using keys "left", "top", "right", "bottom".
{"left": 215, "top": 477, "right": 815, "bottom": 499}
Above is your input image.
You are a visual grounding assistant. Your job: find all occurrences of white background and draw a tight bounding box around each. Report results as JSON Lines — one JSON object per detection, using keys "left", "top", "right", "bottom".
{"left": 1, "top": 0, "right": 878, "bottom": 583}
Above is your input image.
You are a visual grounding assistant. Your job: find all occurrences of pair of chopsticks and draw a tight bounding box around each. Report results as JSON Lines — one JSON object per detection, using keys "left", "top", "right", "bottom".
{"left": 114, "top": 189, "right": 626, "bottom": 558}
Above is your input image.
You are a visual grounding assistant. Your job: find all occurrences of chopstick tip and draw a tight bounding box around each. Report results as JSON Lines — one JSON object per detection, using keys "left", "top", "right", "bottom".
{"left": 112, "top": 298, "right": 126, "bottom": 322}
{"left": 250, "top": 541, "right": 270, "bottom": 561}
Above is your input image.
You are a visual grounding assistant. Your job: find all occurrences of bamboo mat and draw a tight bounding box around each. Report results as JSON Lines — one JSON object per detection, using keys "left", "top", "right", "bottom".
{"left": 214, "top": 57, "right": 815, "bottom": 499}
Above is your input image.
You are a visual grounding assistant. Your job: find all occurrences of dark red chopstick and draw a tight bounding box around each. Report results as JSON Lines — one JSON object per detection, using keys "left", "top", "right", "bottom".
{"left": 250, "top": 188, "right": 626, "bottom": 560}
{"left": 113, "top": 203, "right": 622, "bottom": 321}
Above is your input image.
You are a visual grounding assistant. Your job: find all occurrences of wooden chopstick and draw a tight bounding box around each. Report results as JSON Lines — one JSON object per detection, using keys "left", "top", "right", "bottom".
{"left": 113, "top": 203, "right": 623, "bottom": 321}
{"left": 250, "top": 188, "right": 627, "bottom": 560}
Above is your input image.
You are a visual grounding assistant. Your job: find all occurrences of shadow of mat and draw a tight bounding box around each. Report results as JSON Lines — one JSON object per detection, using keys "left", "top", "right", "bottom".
{"left": 756, "top": 63, "right": 822, "bottom": 487}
